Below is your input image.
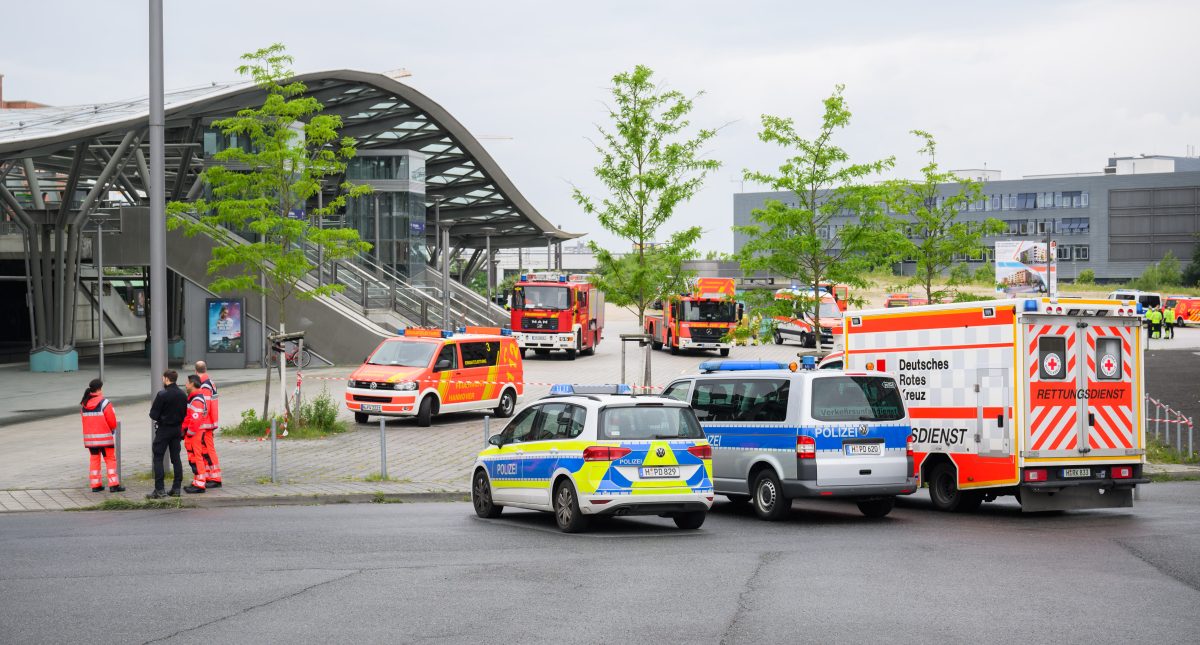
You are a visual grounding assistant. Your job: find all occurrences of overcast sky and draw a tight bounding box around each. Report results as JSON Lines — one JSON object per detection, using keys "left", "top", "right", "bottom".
{"left": 3, "top": 0, "right": 1198, "bottom": 252}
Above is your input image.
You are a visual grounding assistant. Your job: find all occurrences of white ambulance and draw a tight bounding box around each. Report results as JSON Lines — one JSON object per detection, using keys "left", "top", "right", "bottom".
{"left": 842, "top": 297, "right": 1149, "bottom": 512}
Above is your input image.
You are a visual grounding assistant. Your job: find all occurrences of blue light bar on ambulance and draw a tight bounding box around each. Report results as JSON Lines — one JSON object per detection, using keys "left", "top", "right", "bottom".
{"left": 1023, "top": 299, "right": 1038, "bottom": 312}
{"left": 549, "top": 384, "right": 633, "bottom": 396}
{"left": 699, "top": 360, "right": 789, "bottom": 373}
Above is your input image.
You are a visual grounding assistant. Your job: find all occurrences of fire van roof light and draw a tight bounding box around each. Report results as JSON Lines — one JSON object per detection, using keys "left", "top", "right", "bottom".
{"left": 549, "top": 384, "right": 633, "bottom": 396}
{"left": 403, "top": 328, "right": 448, "bottom": 338}
{"left": 699, "top": 360, "right": 789, "bottom": 373}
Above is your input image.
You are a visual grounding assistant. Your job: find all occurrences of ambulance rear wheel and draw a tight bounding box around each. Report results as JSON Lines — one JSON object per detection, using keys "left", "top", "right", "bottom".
{"left": 672, "top": 511, "right": 706, "bottom": 530}
{"left": 472, "top": 470, "right": 503, "bottom": 518}
{"left": 553, "top": 481, "right": 589, "bottom": 533}
{"left": 494, "top": 389, "right": 516, "bottom": 418}
{"left": 856, "top": 496, "right": 895, "bottom": 518}
{"left": 416, "top": 396, "right": 435, "bottom": 427}
{"left": 752, "top": 470, "right": 790, "bottom": 521}
{"left": 928, "top": 463, "right": 983, "bottom": 512}
{"left": 354, "top": 412, "right": 370, "bottom": 424}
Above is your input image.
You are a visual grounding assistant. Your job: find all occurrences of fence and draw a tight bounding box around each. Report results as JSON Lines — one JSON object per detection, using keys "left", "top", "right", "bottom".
{"left": 1146, "top": 395, "right": 1195, "bottom": 459}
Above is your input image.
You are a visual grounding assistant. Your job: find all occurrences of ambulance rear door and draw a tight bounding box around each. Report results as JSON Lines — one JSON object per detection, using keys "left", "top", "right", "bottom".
{"left": 1079, "top": 319, "right": 1140, "bottom": 457}
{"left": 1023, "top": 316, "right": 1086, "bottom": 459}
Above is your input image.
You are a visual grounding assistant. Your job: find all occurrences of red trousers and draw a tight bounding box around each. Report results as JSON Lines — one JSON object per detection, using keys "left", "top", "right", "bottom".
{"left": 87, "top": 447, "right": 119, "bottom": 488}
{"left": 200, "top": 430, "right": 222, "bottom": 483}
{"left": 184, "top": 434, "right": 208, "bottom": 489}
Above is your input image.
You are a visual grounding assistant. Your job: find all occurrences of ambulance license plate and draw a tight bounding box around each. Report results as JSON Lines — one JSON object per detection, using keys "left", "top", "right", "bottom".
{"left": 1062, "top": 468, "right": 1091, "bottom": 478}
{"left": 641, "top": 466, "right": 679, "bottom": 479}
{"left": 360, "top": 404, "right": 382, "bottom": 413}
{"left": 845, "top": 443, "right": 882, "bottom": 456}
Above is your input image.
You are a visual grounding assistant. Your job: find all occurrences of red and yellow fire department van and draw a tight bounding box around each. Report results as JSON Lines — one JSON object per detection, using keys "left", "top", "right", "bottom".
{"left": 842, "top": 297, "right": 1149, "bottom": 512}
{"left": 345, "top": 327, "right": 523, "bottom": 427}
{"left": 510, "top": 273, "right": 604, "bottom": 360}
{"left": 645, "top": 278, "right": 740, "bottom": 355}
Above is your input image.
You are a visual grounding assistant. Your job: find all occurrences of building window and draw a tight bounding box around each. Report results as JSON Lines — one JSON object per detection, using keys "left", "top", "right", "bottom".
{"left": 1057, "top": 245, "right": 1072, "bottom": 261}
{"left": 991, "top": 195, "right": 1001, "bottom": 210}
{"left": 1017, "top": 193, "right": 1037, "bottom": 209}
{"left": 1074, "top": 245, "right": 1089, "bottom": 261}
{"left": 1062, "top": 191, "right": 1082, "bottom": 208}
{"left": 1081, "top": 192, "right": 1088, "bottom": 207}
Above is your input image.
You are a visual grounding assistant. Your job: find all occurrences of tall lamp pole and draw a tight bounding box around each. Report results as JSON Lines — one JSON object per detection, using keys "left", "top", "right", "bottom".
{"left": 148, "top": 0, "right": 167, "bottom": 396}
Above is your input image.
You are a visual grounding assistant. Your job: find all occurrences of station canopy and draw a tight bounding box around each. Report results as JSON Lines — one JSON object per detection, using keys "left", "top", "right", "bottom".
{"left": 0, "top": 69, "right": 576, "bottom": 249}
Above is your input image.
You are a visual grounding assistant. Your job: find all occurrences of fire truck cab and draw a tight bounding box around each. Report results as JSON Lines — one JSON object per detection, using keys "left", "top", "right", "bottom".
{"left": 510, "top": 273, "right": 604, "bottom": 360}
{"left": 843, "top": 297, "right": 1149, "bottom": 513}
{"left": 645, "top": 278, "right": 740, "bottom": 356}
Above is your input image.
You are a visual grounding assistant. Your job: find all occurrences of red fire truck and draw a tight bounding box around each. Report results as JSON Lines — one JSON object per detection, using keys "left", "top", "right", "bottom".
{"left": 510, "top": 273, "right": 604, "bottom": 360}
{"left": 843, "top": 297, "right": 1149, "bottom": 512}
{"left": 645, "top": 278, "right": 740, "bottom": 356}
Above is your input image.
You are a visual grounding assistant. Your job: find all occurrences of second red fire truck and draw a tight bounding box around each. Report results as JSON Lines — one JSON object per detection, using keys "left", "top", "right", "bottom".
{"left": 510, "top": 273, "right": 604, "bottom": 360}
{"left": 645, "top": 278, "right": 740, "bottom": 356}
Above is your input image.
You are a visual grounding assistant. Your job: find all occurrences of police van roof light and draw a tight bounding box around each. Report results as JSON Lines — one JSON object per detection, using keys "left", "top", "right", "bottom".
{"left": 549, "top": 384, "right": 633, "bottom": 396}
{"left": 699, "top": 360, "right": 789, "bottom": 373}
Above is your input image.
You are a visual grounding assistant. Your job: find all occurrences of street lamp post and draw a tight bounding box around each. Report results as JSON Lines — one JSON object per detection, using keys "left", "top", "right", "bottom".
{"left": 148, "top": 0, "right": 166, "bottom": 396}
{"left": 95, "top": 220, "right": 105, "bottom": 382}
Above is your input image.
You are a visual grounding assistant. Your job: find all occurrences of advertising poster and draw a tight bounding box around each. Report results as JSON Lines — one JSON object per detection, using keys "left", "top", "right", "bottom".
{"left": 995, "top": 241, "right": 1057, "bottom": 294}
{"left": 206, "top": 298, "right": 243, "bottom": 353}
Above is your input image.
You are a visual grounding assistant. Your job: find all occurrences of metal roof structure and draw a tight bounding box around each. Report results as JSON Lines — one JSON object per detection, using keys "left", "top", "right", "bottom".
{"left": 0, "top": 69, "right": 577, "bottom": 249}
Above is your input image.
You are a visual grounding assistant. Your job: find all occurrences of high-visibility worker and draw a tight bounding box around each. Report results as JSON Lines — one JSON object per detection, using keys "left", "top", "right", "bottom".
{"left": 182, "top": 375, "right": 211, "bottom": 494}
{"left": 194, "top": 361, "right": 222, "bottom": 487}
{"left": 79, "top": 379, "right": 123, "bottom": 493}
{"left": 1164, "top": 305, "right": 1177, "bottom": 340}
{"left": 1147, "top": 307, "right": 1163, "bottom": 339}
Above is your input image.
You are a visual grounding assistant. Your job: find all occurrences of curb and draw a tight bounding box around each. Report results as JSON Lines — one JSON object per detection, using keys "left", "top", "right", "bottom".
{"left": 3, "top": 490, "right": 470, "bottom": 513}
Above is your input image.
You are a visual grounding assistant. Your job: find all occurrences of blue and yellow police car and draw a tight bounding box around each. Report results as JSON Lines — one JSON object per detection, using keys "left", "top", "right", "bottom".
{"left": 471, "top": 384, "right": 714, "bottom": 533}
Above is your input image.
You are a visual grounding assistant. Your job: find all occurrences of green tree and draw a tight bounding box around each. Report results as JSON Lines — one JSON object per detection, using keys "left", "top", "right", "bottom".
{"left": 572, "top": 65, "right": 721, "bottom": 324}
{"left": 168, "top": 44, "right": 371, "bottom": 412}
{"left": 736, "top": 85, "right": 902, "bottom": 347}
{"left": 889, "top": 130, "right": 1005, "bottom": 302}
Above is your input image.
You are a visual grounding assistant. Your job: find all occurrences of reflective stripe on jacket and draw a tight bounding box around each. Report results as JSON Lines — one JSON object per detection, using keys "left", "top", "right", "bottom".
{"left": 199, "top": 376, "right": 219, "bottom": 427}
{"left": 81, "top": 394, "right": 117, "bottom": 447}
{"left": 183, "top": 391, "right": 211, "bottom": 438}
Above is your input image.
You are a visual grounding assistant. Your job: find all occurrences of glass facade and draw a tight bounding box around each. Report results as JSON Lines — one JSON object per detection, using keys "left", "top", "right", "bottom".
{"left": 345, "top": 151, "right": 428, "bottom": 279}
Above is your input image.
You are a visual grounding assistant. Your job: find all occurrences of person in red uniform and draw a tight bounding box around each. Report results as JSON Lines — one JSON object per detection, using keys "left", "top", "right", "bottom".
{"left": 79, "top": 379, "right": 123, "bottom": 492}
{"left": 194, "top": 361, "right": 222, "bottom": 487}
{"left": 182, "top": 375, "right": 211, "bottom": 494}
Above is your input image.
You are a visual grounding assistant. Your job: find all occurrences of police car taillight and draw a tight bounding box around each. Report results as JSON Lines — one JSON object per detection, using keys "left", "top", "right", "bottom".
{"left": 687, "top": 444, "right": 712, "bottom": 460}
{"left": 583, "top": 446, "right": 632, "bottom": 461}
{"left": 906, "top": 435, "right": 914, "bottom": 457}
{"left": 1024, "top": 468, "right": 1048, "bottom": 482}
{"left": 1112, "top": 466, "right": 1134, "bottom": 479}
{"left": 796, "top": 436, "right": 816, "bottom": 459}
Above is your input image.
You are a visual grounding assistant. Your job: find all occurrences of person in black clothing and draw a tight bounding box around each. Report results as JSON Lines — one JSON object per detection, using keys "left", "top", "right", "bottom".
{"left": 147, "top": 369, "right": 188, "bottom": 498}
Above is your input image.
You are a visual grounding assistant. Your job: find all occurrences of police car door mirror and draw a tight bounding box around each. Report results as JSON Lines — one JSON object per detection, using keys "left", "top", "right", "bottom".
{"left": 488, "top": 434, "right": 504, "bottom": 446}
{"left": 435, "top": 358, "right": 452, "bottom": 371}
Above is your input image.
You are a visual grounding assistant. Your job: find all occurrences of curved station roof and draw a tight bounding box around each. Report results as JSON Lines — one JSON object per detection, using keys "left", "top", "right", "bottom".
{"left": 0, "top": 69, "right": 575, "bottom": 249}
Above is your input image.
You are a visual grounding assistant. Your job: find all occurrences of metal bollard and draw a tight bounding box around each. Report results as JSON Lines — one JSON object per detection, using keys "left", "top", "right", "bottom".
{"left": 270, "top": 418, "right": 278, "bottom": 484}
{"left": 1176, "top": 413, "right": 1183, "bottom": 454}
{"left": 115, "top": 421, "right": 122, "bottom": 484}
{"left": 379, "top": 417, "right": 388, "bottom": 480}
{"left": 483, "top": 415, "right": 491, "bottom": 448}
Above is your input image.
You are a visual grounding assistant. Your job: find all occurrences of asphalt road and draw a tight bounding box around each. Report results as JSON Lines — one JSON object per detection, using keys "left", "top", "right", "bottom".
{"left": 3, "top": 484, "right": 1200, "bottom": 645}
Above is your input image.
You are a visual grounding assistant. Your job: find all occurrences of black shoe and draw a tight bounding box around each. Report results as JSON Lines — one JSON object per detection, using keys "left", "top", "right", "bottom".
{"left": 91, "top": 486, "right": 104, "bottom": 493}
{"left": 146, "top": 490, "right": 168, "bottom": 500}
{"left": 206, "top": 480, "right": 222, "bottom": 489}
{"left": 183, "top": 485, "right": 205, "bottom": 494}
{"left": 167, "top": 489, "right": 181, "bottom": 497}
{"left": 108, "top": 485, "right": 125, "bottom": 493}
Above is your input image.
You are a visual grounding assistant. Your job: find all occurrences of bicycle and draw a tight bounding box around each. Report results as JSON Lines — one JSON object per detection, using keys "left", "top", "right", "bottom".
{"left": 267, "top": 340, "right": 314, "bottom": 369}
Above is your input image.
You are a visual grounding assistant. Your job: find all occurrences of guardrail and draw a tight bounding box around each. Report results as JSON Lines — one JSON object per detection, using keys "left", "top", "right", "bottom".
{"left": 1146, "top": 394, "right": 1195, "bottom": 458}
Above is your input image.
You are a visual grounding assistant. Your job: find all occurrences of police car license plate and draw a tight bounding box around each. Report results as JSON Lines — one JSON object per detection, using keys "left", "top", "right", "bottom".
{"left": 844, "top": 443, "right": 882, "bottom": 456}
{"left": 1062, "top": 468, "right": 1091, "bottom": 478}
{"left": 640, "top": 466, "right": 679, "bottom": 479}
{"left": 360, "top": 404, "right": 382, "bottom": 412}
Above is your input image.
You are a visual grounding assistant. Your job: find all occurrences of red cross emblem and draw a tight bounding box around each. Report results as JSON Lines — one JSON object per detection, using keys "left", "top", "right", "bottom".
{"left": 1101, "top": 354, "right": 1117, "bottom": 377}
{"left": 1044, "top": 352, "right": 1062, "bottom": 376}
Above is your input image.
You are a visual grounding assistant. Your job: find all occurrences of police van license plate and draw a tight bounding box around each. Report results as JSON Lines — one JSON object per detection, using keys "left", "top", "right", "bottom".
{"left": 360, "top": 404, "right": 382, "bottom": 412}
{"left": 1062, "top": 468, "right": 1091, "bottom": 478}
{"left": 844, "top": 443, "right": 882, "bottom": 456}
{"left": 641, "top": 466, "right": 679, "bottom": 478}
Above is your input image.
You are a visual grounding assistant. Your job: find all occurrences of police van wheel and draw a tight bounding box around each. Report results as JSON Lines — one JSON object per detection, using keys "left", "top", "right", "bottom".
{"left": 416, "top": 396, "right": 434, "bottom": 428}
{"left": 494, "top": 389, "right": 516, "bottom": 418}
{"left": 673, "top": 511, "right": 706, "bottom": 530}
{"left": 928, "top": 463, "right": 982, "bottom": 512}
{"left": 553, "top": 481, "right": 589, "bottom": 533}
{"left": 856, "top": 497, "right": 895, "bottom": 518}
{"left": 752, "top": 470, "right": 790, "bottom": 521}
{"left": 354, "top": 412, "right": 370, "bottom": 424}
{"left": 472, "top": 470, "right": 503, "bottom": 518}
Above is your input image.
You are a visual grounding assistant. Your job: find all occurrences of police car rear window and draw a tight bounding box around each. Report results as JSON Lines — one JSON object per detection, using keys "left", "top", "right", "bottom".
{"left": 598, "top": 406, "right": 705, "bottom": 440}
{"left": 810, "top": 376, "right": 904, "bottom": 422}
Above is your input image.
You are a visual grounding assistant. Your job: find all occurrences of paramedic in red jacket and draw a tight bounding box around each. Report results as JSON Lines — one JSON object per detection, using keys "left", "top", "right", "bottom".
{"left": 194, "top": 361, "right": 223, "bottom": 487}
{"left": 182, "top": 375, "right": 210, "bottom": 493}
{"left": 79, "top": 379, "right": 123, "bottom": 492}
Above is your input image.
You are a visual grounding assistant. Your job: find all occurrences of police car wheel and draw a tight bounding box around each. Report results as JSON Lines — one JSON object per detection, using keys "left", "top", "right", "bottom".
{"left": 673, "top": 511, "right": 706, "bottom": 530}
{"left": 553, "top": 481, "right": 589, "bottom": 533}
{"left": 472, "top": 470, "right": 503, "bottom": 518}
{"left": 416, "top": 396, "right": 434, "bottom": 427}
{"left": 856, "top": 497, "right": 895, "bottom": 518}
{"left": 752, "top": 470, "right": 790, "bottom": 521}
{"left": 494, "top": 389, "right": 516, "bottom": 418}
{"left": 354, "top": 412, "right": 369, "bottom": 424}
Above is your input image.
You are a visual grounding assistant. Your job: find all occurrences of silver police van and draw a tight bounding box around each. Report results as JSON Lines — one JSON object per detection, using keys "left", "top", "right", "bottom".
{"left": 661, "top": 360, "right": 917, "bottom": 520}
